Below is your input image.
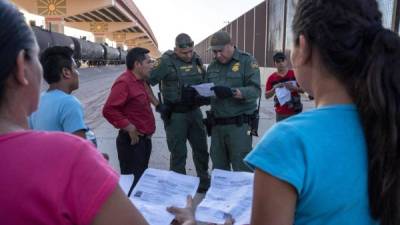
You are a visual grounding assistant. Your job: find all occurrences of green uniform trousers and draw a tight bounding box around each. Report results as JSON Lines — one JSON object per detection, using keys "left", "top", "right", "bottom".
{"left": 210, "top": 123, "right": 252, "bottom": 172}
{"left": 165, "top": 108, "right": 210, "bottom": 189}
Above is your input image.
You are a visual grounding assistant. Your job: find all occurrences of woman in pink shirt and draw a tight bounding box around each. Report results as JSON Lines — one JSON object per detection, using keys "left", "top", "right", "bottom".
{"left": 0, "top": 1, "right": 149, "bottom": 225}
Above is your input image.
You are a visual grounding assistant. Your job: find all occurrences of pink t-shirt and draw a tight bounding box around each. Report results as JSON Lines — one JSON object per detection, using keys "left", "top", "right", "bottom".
{"left": 0, "top": 131, "right": 119, "bottom": 225}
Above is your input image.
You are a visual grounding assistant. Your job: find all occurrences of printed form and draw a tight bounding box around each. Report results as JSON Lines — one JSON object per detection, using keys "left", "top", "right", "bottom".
{"left": 196, "top": 169, "right": 254, "bottom": 225}
{"left": 191, "top": 82, "right": 215, "bottom": 97}
{"left": 130, "top": 168, "right": 199, "bottom": 225}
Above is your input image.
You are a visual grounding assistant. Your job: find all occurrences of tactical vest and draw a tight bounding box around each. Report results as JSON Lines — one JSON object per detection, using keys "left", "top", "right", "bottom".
{"left": 207, "top": 51, "right": 246, "bottom": 88}
{"left": 207, "top": 50, "right": 258, "bottom": 118}
{"left": 161, "top": 51, "right": 205, "bottom": 104}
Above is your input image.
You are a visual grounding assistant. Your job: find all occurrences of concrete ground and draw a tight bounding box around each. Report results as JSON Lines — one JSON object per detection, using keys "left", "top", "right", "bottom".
{"left": 71, "top": 65, "right": 315, "bottom": 221}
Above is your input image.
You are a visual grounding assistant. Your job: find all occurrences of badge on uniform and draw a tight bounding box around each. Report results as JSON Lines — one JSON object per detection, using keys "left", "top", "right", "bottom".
{"left": 232, "top": 62, "right": 240, "bottom": 72}
{"left": 154, "top": 58, "right": 161, "bottom": 68}
{"left": 180, "top": 65, "right": 192, "bottom": 72}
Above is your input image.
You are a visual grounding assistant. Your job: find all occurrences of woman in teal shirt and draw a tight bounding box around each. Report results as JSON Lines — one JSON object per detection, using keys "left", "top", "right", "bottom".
{"left": 245, "top": 0, "right": 400, "bottom": 225}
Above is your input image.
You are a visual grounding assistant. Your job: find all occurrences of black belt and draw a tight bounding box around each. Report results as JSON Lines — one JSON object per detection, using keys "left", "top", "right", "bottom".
{"left": 214, "top": 114, "right": 252, "bottom": 126}
{"left": 169, "top": 103, "right": 198, "bottom": 113}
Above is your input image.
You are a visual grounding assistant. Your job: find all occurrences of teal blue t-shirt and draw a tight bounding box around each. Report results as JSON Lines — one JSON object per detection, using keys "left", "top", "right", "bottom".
{"left": 245, "top": 105, "right": 379, "bottom": 225}
{"left": 29, "top": 90, "right": 87, "bottom": 133}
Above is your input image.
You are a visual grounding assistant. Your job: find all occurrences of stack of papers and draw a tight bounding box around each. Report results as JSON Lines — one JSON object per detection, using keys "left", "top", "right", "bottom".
{"left": 130, "top": 168, "right": 199, "bottom": 225}
{"left": 196, "top": 169, "right": 254, "bottom": 225}
{"left": 128, "top": 168, "right": 254, "bottom": 225}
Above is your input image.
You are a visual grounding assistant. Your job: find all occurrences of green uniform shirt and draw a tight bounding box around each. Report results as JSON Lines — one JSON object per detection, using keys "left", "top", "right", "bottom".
{"left": 149, "top": 50, "right": 205, "bottom": 104}
{"left": 206, "top": 48, "right": 261, "bottom": 118}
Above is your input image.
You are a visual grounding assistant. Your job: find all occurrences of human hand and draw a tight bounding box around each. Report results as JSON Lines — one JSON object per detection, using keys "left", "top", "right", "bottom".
{"left": 208, "top": 215, "right": 235, "bottom": 225}
{"left": 284, "top": 82, "right": 297, "bottom": 91}
{"left": 273, "top": 83, "right": 284, "bottom": 89}
{"left": 211, "top": 86, "right": 234, "bottom": 99}
{"left": 156, "top": 103, "right": 171, "bottom": 121}
{"left": 125, "top": 125, "right": 142, "bottom": 145}
{"left": 167, "top": 195, "right": 196, "bottom": 225}
{"left": 232, "top": 88, "right": 243, "bottom": 99}
{"left": 223, "top": 217, "right": 235, "bottom": 225}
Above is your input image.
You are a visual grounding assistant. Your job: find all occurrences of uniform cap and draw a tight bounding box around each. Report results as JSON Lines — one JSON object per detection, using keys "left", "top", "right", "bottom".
{"left": 175, "top": 33, "right": 194, "bottom": 49}
{"left": 209, "top": 31, "right": 231, "bottom": 50}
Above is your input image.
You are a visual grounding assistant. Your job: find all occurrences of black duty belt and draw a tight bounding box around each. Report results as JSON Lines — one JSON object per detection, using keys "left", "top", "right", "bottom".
{"left": 214, "top": 114, "right": 252, "bottom": 126}
{"left": 169, "top": 103, "right": 198, "bottom": 113}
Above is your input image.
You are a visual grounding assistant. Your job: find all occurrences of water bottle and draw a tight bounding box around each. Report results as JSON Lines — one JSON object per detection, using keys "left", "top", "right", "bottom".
{"left": 86, "top": 128, "right": 98, "bottom": 147}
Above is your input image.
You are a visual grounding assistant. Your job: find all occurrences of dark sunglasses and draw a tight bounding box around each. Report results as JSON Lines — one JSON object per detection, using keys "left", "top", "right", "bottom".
{"left": 178, "top": 41, "right": 194, "bottom": 49}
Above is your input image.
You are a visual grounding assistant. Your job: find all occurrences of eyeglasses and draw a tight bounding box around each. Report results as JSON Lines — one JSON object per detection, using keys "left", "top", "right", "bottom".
{"left": 178, "top": 41, "right": 194, "bottom": 49}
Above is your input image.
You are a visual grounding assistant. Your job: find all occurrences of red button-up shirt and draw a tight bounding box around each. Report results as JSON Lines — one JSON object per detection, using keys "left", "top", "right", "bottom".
{"left": 103, "top": 70, "right": 155, "bottom": 135}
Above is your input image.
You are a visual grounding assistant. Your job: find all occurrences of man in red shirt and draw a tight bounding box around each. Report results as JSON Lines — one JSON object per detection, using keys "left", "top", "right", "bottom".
{"left": 265, "top": 52, "right": 303, "bottom": 122}
{"left": 102, "top": 47, "right": 155, "bottom": 192}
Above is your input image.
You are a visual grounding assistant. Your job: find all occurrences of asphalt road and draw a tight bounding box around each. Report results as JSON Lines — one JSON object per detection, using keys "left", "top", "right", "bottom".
{"left": 67, "top": 65, "right": 315, "bottom": 216}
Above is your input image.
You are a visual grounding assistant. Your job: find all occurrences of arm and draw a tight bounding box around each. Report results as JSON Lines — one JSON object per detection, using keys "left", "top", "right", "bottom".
{"left": 144, "top": 81, "right": 160, "bottom": 107}
{"left": 234, "top": 58, "right": 261, "bottom": 100}
{"left": 102, "top": 81, "right": 142, "bottom": 144}
{"left": 265, "top": 87, "right": 276, "bottom": 99}
{"left": 167, "top": 196, "right": 234, "bottom": 225}
{"left": 148, "top": 57, "right": 169, "bottom": 86}
{"left": 265, "top": 76, "right": 284, "bottom": 99}
{"left": 91, "top": 185, "right": 149, "bottom": 225}
{"left": 251, "top": 169, "right": 297, "bottom": 225}
{"left": 72, "top": 129, "right": 86, "bottom": 139}
{"left": 102, "top": 81, "right": 131, "bottom": 129}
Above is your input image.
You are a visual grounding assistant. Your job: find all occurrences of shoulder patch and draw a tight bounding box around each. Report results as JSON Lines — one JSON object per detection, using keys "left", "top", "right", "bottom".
{"left": 251, "top": 61, "right": 259, "bottom": 69}
{"left": 154, "top": 58, "right": 161, "bottom": 68}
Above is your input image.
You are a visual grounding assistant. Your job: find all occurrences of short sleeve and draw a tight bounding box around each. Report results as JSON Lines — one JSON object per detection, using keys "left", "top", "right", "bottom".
{"left": 266, "top": 74, "right": 274, "bottom": 91}
{"left": 60, "top": 97, "right": 87, "bottom": 133}
{"left": 62, "top": 140, "right": 119, "bottom": 225}
{"left": 245, "top": 123, "right": 306, "bottom": 194}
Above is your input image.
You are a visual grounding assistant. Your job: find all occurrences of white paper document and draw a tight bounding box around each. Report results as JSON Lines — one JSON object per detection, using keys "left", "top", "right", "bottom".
{"left": 275, "top": 80, "right": 298, "bottom": 106}
{"left": 130, "top": 168, "right": 199, "bottom": 225}
{"left": 196, "top": 169, "right": 254, "bottom": 225}
{"left": 191, "top": 82, "right": 215, "bottom": 97}
{"left": 275, "top": 87, "right": 291, "bottom": 105}
{"left": 119, "top": 174, "right": 134, "bottom": 195}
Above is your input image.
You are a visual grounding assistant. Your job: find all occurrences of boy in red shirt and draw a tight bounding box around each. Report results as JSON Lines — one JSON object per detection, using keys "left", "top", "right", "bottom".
{"left": 265, "top": 52, "right": 303, "bottom": 122}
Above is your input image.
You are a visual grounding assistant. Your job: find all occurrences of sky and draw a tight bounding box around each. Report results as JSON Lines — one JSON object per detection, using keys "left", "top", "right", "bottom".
{"left": 134, "top": 0, "right": 265, "bottom": 52}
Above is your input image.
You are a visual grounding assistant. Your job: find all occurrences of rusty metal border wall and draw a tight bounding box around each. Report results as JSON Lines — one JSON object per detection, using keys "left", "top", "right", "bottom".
{"left": 194, "top": 0, "right": 400, "bottom": 67}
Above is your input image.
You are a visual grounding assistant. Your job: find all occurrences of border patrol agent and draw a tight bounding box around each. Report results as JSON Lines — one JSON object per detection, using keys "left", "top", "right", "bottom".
{"left": 205, "top": 31, "right": 261, "bottom": 171}
{"left": 148, "top": 33, "right": 210, "bottom": 192}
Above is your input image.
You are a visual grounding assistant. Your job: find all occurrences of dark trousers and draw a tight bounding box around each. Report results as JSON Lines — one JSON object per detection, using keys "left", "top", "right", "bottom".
{"left": 116, "top": 130, "right": 152, "bottom": 193}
